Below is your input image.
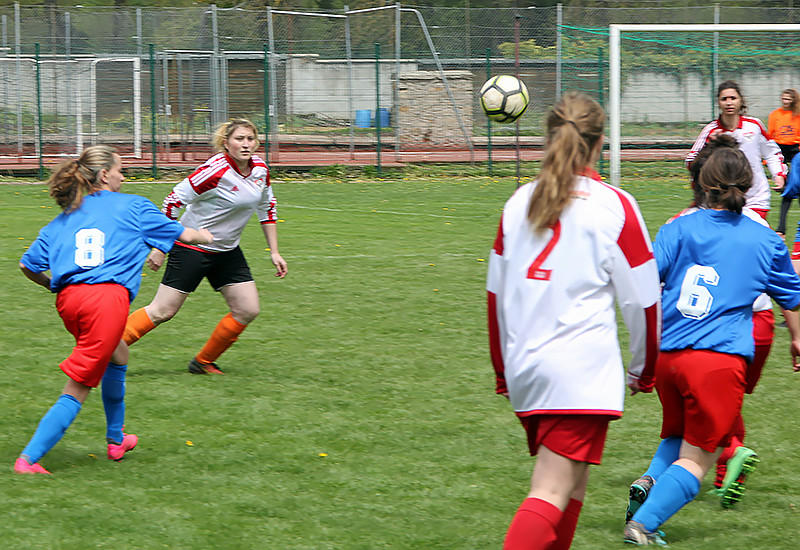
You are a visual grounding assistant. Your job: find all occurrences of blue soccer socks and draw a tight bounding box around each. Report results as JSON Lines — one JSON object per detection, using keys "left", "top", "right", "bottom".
{"left": 20, "top": 393, "right": 82, "bottom": 464}
{"left": 633, "top": 463, "right": 700, "bottom": 534}
{"left": 101, "top": 362, "right": 127, "bottom": 445}
{"left": 643, "top": 436, "right": 682, "bottom": 481}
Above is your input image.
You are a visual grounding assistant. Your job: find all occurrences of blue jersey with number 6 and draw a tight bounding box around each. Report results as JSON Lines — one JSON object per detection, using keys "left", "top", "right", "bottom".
{"left": 21, "top": 190, "right": 184, "bottom": 301}
{"left": 654, "top": 208, "right": 800, "bottom": 360}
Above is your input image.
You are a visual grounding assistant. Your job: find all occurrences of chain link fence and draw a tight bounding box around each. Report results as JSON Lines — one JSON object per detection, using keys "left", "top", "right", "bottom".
{"left": 1, "top": 3, "right": 798, "bottom": 171}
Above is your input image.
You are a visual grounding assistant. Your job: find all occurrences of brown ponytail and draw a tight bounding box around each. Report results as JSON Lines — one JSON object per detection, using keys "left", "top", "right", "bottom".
{"left": 696, "top": 147, "right": 752, "bottom": 214}
{"left": 48, "top": 145, "right": 118, "bottom": 212}
{"left": 527, "top": 92, "right": 604, "bottom": 232}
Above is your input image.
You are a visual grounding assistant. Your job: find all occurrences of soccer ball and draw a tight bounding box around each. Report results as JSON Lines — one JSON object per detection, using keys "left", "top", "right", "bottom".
{"left": 479, "top": 75, "right": 529, "bottom": 123}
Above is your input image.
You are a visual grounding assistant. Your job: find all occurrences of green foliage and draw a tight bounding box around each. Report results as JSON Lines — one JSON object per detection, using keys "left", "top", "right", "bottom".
{"left": 1, "top": 167, "right": 800, "bottom": 548}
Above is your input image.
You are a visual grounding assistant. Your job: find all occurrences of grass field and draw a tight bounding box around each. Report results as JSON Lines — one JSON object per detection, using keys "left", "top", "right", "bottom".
{"left": 1, "top": 162, "right": 799, "bottom": 549}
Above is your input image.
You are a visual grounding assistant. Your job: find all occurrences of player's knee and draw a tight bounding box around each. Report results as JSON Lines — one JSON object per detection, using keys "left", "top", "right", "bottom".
{"left": 147, "top": 304, "right": 179, "bottom": 324}
{"left": 233, "top": 304, "right": 259, "bottom": 325}
{"left": 110, "top": 342, "right": 129, "bottom": 365}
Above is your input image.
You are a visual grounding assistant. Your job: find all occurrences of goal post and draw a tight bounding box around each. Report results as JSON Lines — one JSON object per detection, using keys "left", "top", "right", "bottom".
{"left": 608, "top": 23, "right": 800, "bottom": 188}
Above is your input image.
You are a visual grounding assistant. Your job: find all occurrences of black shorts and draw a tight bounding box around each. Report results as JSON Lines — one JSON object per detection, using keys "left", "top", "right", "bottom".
{"left": 161, "top": 244, "right": 254, "bottom": 293}
{"left": 779, "top": 143, "right": 799, "bottom": 164}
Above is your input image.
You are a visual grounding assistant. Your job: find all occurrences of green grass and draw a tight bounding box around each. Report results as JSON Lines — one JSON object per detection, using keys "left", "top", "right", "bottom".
{"left": 1, "top": 163, "right": 799, "bottom": 548}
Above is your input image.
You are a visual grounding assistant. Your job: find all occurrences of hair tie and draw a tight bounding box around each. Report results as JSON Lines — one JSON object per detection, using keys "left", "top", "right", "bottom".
{"left": 566, "top": 120, "right": 579, "bottom": 131}
{"left": 75, "top": 160, "right": 82, "bottom": 168}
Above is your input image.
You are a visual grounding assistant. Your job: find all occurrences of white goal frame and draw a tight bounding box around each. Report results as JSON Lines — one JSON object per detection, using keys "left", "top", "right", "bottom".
{"left": 608, "top": 24, "right": 800, "bottom": 188}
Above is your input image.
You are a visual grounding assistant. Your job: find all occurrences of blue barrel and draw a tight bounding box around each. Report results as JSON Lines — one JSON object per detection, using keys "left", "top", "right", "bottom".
{"left": 375, "top": 108, "right": 390, "bottom": 128}
{"left": 355, "top": 109, "right": 372, "bottom": 128}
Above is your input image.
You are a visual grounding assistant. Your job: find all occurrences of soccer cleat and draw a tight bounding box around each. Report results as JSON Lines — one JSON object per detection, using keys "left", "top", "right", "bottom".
{"left": 188, "top": 357, "right": 224, "bottom": 375}
{"left": 626, "top": 475, "right": 655, "bottom": 522}
{"left": 107, "top": 433, "right": 138, "bottom": 461}
{"left": 623, "top": 521, "right": 668, "bottom": 546}
{"left": 716, "top": 446, "right": 759, "bottom": 509}
{"left": 14, "top": 457, "right": 51, "bottom": 475}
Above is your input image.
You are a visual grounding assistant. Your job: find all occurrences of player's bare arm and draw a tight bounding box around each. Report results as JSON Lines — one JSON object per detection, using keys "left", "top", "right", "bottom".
{"left": 782, "top": 308, "right": 800, "bottom": 371}
{"left": 262, "top": 223, "right": 288, "bottom": 278}
{"left": 20, "top": 263, "right": 51, "bottom": 289}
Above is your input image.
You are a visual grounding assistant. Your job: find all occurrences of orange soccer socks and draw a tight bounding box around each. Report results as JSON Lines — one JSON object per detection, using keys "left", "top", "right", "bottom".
{"left": 194, "top": 313, "right": 248, "bottom": 365}
{"left": 122, "top": 308, "right": 156, "bottom": 346}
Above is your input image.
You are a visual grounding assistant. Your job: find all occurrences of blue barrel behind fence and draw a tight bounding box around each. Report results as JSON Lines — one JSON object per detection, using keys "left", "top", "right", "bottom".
{"left": 375, "top": 108, "right": 390, "bottom": 128}
{"left": 355, "top": 109, "right": 372, "bottom": 128}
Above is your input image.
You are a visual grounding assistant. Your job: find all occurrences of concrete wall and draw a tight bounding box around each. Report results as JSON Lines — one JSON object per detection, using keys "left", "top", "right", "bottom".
{"left": 621, "top": 70, "right": 800, "bottom": 124}
{"left": 285, "top": 54, "right": 419, "bottom": 118}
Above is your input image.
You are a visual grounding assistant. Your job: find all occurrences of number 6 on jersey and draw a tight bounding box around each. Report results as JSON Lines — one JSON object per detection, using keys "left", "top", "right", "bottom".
{"left": 677, "top": 264, "right": 719, "bottom": 320}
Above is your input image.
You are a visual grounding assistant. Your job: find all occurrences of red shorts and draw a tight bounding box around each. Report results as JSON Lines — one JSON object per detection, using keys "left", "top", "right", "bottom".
{"left": 748, "top": 309, "right": 775, "bottom": 394}
{"left": 519, "top": 414, "right": 612, "bottom": 465}
{"left": 656, "top": 349, "right": 746, "bottom": 453}
{"left": 56, "top": 283, "right": 129, "bottom": 387}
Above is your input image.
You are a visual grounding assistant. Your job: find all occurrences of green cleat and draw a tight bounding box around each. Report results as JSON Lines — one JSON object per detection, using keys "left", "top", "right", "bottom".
{"left": 714, "top": 446, "right": 759, "bottom": 509}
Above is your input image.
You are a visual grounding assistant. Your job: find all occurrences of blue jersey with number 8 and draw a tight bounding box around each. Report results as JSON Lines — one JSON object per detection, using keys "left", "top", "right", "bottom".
{"left": 21, "top": 190, "right": 184, "bottom": 301}
{"left": 654, "top": 208, "right": 800, "bottom": 360}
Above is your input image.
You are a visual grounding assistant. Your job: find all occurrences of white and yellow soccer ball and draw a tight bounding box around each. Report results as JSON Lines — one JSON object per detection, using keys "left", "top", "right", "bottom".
{"left": 479, "top": 75, "right": 530, "bottom": 123}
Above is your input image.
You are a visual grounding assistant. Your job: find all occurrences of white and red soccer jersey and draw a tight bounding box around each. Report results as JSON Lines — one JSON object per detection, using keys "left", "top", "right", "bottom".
{"left": 686, "top": 117, "right": 786, "bottom": 211}
{"left": 162, "top": 153, "right": 276, "bottom": 253}
{"left": 486, "top": 170, "right": 661, "bottom": 417}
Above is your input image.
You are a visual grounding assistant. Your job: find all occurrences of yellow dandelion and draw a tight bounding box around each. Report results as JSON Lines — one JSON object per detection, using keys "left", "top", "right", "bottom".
{"left": 477, "top": 258, "right": 485, "bottom": 262}
{"left": 319, "top": 453, "right": 328, "bottom": 458}
{"left": 186, "top": 441, "right": 194, "bottom": 446}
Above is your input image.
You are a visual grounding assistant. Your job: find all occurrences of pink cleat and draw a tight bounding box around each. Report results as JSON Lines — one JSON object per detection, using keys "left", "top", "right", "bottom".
{"left": 14, "top": 457, "right": 51, "bottom": 475}
{"left": 107, "top": 433, "right": 138, "bottom": 461}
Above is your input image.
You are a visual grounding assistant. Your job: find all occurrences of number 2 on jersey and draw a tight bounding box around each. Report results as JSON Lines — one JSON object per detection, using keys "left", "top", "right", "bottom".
{"left": 74, "top": 228, "right": 106, "bottom": 268}
{"left": 527, "top": 221, "right": 561, "bottom": 281}
{"left": 676, "top": 264, "right": 719, "bottom": 320}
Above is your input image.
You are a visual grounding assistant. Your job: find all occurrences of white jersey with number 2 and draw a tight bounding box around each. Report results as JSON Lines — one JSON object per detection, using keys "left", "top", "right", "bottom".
{"left": 487, "top": 170, "right": 661, "bottom": 417}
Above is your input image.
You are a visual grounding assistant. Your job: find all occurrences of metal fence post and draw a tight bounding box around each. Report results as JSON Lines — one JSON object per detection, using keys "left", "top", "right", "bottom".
{"left": 35, "top": 42, "right": 43, "bottom": 179}
{"left": 149, "top": 43, "right": 157, "bottom": 178}
{"left": 556, "top": 3, "right": 562, "bottom": 100}
{"left": 345, "top": 5, "right": 354, "bottom": 160}
{"left": 14, "top": 2, "right": 22, "bottom": 155}
{"left": 394, "top": 2, "right": 401, "bottom": 161}
{"left": 263, "top": 43, "right": 270, "bottom": 161}
{"left": 267, "top": 6, "right": 278, "bottom": 161}
{"left": 485, "top": 48, "right": 492, "bottom": 175}
{"left": 375, "top": 42, "right": 382, "bottom": 177}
